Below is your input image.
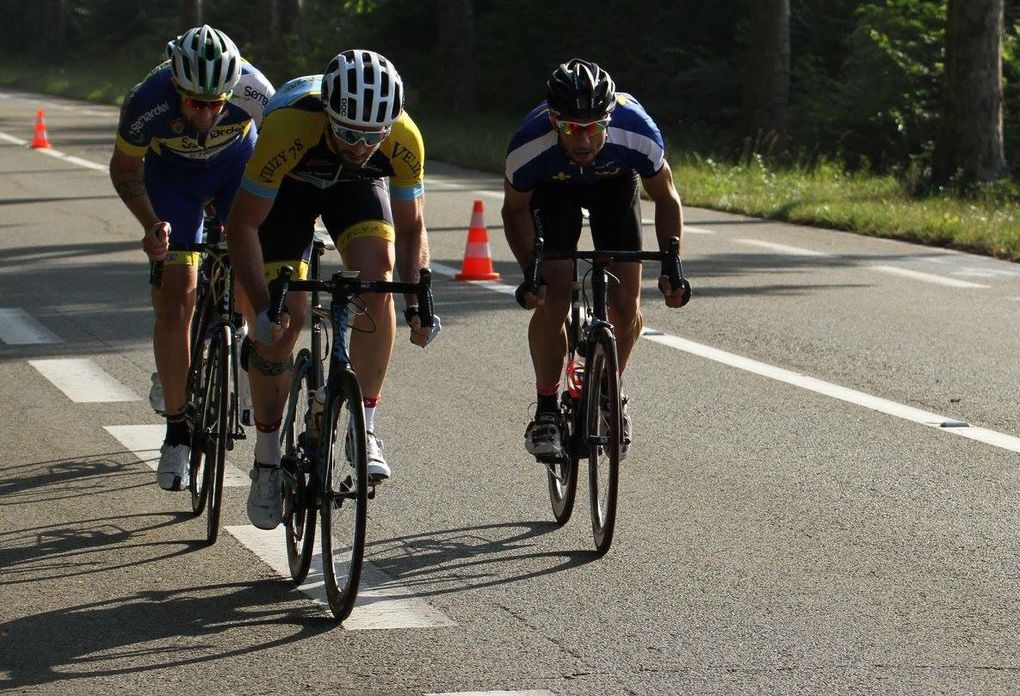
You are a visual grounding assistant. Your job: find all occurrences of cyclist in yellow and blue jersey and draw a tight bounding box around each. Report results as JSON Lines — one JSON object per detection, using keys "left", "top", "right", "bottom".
{"left": 110, "top": 25, "right": 274, "bottom": 493}
{"left": 226, "top": 50, "right": 440, "bottom": 530}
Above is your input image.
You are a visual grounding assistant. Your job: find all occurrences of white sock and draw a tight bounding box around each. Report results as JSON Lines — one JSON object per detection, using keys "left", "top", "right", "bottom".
{"left": 364, "top": 404, "right": 377, "bottom": 433}
{"left": 255, "top": 425, "right": 281, "bottom": 465}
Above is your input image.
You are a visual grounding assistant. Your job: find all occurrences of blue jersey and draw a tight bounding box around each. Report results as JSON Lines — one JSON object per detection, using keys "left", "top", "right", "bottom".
{"left": 115, "top": 61, "right": 274, "bottom": 169}
{"left": 504, "top": 94, "right": 665, "bottom": 191}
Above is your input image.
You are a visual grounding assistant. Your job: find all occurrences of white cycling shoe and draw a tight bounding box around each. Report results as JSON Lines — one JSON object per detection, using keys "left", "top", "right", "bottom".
{"left": 366, "top": 432, "right": 390, "bottom": 481}
{"left": 246, "top": 461, "right": 282, "bottom": 530}
{"left": 156, "top": 443, "right": 190, "bottom": 491}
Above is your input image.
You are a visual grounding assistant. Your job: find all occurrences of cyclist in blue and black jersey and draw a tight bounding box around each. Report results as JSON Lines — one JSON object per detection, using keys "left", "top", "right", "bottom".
{"left": 110, "top": 25, "right": 274, "bottom": 492}
{"left": 502, "top": 58, "right": 689, "bottom": 461}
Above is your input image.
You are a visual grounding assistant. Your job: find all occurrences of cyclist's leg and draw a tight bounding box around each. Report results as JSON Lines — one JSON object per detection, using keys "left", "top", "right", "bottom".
{"left": 523, "top": 187, "right": 581, "bottom": 457}
{"left": 246, "top": 178, "right": 315, "bottom": 444}
{"left": 588, "top": 173, "right": 643, "bottom": 372}
{"left": 321, "top": 180, "right": 396, "bottom": 476}
{"left": 241, "top": 179, "right": 315, "bottom": 528}
{"left": 144, "top": 161, "right": 204, "bottom": 417}
{"left": 323, "top": 179, "right": 396, "bottom": 400}
{"left": 529, "top": 185, "right": 581, "bottom": 392}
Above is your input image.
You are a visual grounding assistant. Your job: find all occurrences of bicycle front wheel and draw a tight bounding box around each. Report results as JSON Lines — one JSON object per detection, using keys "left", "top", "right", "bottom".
{"left": 320, "top": 369, "right": 368, "bottom": 621}
{"left": 585, "top": 326, "right": 621, "bottom": 556}
{"left": 203, "top": 324, "right": 230, "bottom": 545}
{"left": 547, "top": 396, "right": 579, "bottom": 525}
{"left": 188, "top": 306, "right": 215, "bottom": 515}
{"left": 281, "top": 348, "right": 319, "bottom": 584}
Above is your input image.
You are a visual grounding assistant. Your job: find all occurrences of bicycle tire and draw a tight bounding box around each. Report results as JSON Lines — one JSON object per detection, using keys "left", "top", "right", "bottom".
{"left": 585, "top": 325, "right": 621, "bottom": 556}
{"left": 203, "top": 325, "right": 230, "bottom": 545}
{"left": 320, "top": 368, "right": 368, "bottom": 622}
{"left": 188, "top": 313, "right": 214, "bottom": 515}
{"left": 547, "top": 394, "right": 579, "bottom": 524}
{"left": 281, "top": 348, "right": 320, "bottom": 584}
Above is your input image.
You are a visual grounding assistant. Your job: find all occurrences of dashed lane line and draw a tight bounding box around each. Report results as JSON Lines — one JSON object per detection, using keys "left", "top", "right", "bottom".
{"left": 103, "top": 424, "right": 248, "bottom": 487}
{"left": 226, "top": 525, "right": 458, "bottom": 630}
{"left": 0, "top": 308, "right": 62, "bottom": 344}
{"left": 869, "top": 264, "right": 990, "bottom": 289}
{"left": 29, "top": 358, "right": 140, "bottom": 403}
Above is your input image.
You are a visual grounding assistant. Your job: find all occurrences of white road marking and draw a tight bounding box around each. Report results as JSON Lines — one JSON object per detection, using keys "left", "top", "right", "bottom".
{"left": 0, "top": 131, "right": 27, "bottom": 146}
{"left": 103, "top": 423, "right": 248, "bottom": 486}
{"left": 0, "top": 130, "right": 107, "bottom": 171}
{"left": 0, "top": 308, "right": 62, "bottom": 344}
{"left": 431, "top": 264, "right": 1019, "bottom": 455}
{"left": 427, "top": 692, "right": 556, "bottom": 696}
{"left": 735, "top": 238, "right": 834, "bottom": 257}
{"left": 684, "top": 225, "right": 716, "bottom": 235}
{"left": 869, "top": 265, "right": 989, "bottom": 288}
{"left": 29, "top": 358, "right": 140, "bottom": 402}
{"left": 33, "top": 146, "right": 107, "bottom": 172}
{"left": 642, "top": 332, "right": 1020, "bottom": 454}
{"left": 226, "top": 525, "right": 457, "bottom": 630}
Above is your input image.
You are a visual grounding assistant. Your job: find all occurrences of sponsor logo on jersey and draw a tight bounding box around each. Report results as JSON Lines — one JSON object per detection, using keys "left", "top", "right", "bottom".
{"left": 551, "top": 171, "right": 571, "bottom": 182}
{"left": 595, "top": 166, "right": 622, "bottom": 177}
{"left": 243, "top": 85, "right": 269, "bottom": 106}
{"left": 129, "top": 101, "right": 170, "bottom": 134}
{"left": 257, "top": 138, "right": 304, "bottom": 183}
{"left": 389, "top": 142, "right": 422, "bottom": 180}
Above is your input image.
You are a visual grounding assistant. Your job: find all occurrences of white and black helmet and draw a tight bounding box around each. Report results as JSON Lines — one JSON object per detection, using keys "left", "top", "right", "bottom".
{"left": 321, "top": 50, "right": 404, "bottom": 128}
{"left": 166, "top": 25, "right": 242, "bottom": 97}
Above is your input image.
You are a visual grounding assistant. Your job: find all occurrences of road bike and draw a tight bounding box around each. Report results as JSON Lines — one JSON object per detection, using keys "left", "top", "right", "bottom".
{"left": 522, "top": 236, "right": 690, "bottom": 555}
{"left": 269, "top": 241, "right": 434, "bottom": 621}
{"left": 153, "top": 220, "right": 246, "bottom": 545}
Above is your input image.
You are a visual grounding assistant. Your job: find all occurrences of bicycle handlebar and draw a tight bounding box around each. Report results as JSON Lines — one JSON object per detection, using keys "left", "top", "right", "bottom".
{"left": 523, "top": 235, "right": 692, "bottom": 307}
{"left": 267, "top": 266, "right": 435, "bottom": 328}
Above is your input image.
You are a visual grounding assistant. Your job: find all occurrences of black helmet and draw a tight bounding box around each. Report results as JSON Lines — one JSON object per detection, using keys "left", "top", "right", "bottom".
{"left": 546, "top": 59, "right": 617, "bottom": 121}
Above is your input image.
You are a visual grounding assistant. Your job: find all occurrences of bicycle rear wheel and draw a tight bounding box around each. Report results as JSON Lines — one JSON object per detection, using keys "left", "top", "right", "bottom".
{"left": 320, "top": 369, "right": 368, "bottom": 621}
{"left": 547, "top": 395, "right": 579, "bottom": 524}
{"left": 202, "top": 325, "right": 230, "bottom": 545}
{"left": 281, "top": 348, "right": 320, "bottom": 584}
{"left": 585, "top": 325, "right": 621, "bottom": 556}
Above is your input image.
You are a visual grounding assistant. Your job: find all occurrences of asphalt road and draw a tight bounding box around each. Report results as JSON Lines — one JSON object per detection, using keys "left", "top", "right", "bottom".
{"left": 1, "top": 89, "right": 1019, "bottom": 695}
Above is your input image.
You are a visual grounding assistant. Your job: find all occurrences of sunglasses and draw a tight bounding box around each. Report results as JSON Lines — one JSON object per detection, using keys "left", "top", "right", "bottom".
{"left": 330, "top": 122, "right": 391, "bottom": 146}
{"left": 178, "top": 90, "right": 231, "bottom": 110}
{"left": 552, "top": 117, "right": 610, "bottom": 137}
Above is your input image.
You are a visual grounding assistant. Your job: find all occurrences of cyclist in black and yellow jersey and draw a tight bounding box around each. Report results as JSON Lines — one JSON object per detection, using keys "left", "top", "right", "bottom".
{"left": 226, "top": 50, "right": 440, "bottom": 530}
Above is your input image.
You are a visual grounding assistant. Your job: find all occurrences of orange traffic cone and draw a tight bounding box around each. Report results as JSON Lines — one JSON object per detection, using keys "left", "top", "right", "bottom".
{"left": 454, "top": 200, "right": 501, "bottom": 281}
{"left": 31, "top": 108, "right": 51, "bottom": 149}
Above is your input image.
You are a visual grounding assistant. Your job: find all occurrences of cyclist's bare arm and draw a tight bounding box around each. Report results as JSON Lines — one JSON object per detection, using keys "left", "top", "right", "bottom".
{"left": 109, "top": 149, "right": 169, "bottom": 259}
{"left": 225, "top": 188, "right": 275, "bottom": 313}
{"left": 393, "top": 195, "right": 429, "bottom": 307}
{"left": 641, "top": 161, "right": 684, "bottom": 252}
{"left": 641, "top": 163, "right": 688, "bottom": 308}
{"left": 502, "top": 180, "right": 535, "bottom": 269}
{"left": 393, "top": 195, "right": 436, "bottom": 347}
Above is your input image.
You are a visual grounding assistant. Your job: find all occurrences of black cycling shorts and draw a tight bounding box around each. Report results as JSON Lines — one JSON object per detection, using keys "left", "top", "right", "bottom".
{"left": 259, "top": 176, "right": 394, "bottom": 279}
{"left": 529, "top": 172, "right": 642, "bottom": 253}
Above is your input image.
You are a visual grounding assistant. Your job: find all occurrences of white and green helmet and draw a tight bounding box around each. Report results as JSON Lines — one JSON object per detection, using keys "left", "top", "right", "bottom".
{"left": 166, "top": 25, "right": 242, "bottom": 97}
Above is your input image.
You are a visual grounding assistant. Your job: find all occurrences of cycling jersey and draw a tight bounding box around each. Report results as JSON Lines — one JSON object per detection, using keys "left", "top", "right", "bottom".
{"left": 240, "top": 74, "right": 425, "bottom": 202}
{"left": 115, "top": 61, "right": 274, "bottom": 168}
{"left": 505, "top": 94, "right": 665, "bottom": 191}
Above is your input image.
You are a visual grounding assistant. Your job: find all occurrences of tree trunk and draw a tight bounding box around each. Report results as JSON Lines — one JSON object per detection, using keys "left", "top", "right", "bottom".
{"left": 743, "top": 0, "right": 790, "bottom": 157}
{"left": 437, "top": 0, "right": 475, "bottom": 115}
{"left": 932, "top": 0, "right": 1008, "bottom": 185}
{"left": 42, "top": 0, "right": 65, "bottom": 59}
{"left": 274, "top": 0, "right": 302, "bottom": 37}
{"left": 181, "top": 0, "right": 202, "bottom": 27}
